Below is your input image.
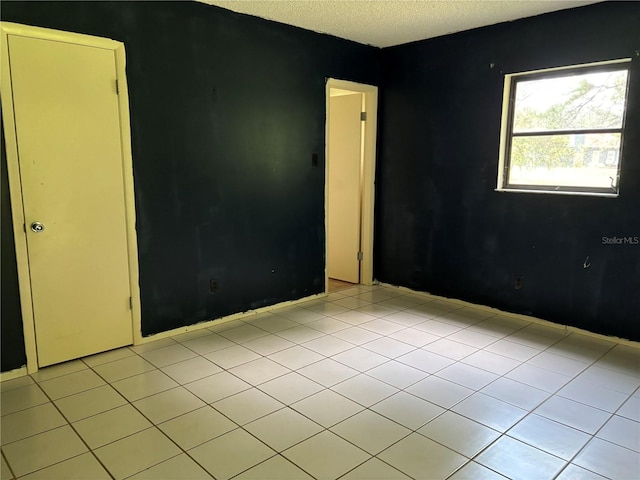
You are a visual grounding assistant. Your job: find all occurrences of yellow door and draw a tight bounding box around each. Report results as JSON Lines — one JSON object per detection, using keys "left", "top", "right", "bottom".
{"left": 328, "top": 93, "right": 363, "bottom": 284}
{"left": 8, "top": 34, "right": 133, "bottom": 366}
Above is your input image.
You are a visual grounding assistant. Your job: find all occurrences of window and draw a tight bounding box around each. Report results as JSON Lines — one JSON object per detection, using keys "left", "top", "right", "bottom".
{"left": 498, "top": 60, "right": 631, "bottom": 195}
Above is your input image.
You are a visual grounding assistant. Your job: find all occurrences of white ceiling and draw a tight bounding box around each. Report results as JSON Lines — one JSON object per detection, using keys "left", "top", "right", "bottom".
{"left": 198, "top": 0, "right": 600, "bottom": 48}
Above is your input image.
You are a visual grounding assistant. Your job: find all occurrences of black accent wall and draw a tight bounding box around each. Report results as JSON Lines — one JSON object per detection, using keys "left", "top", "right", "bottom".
{"left": 1, "top": 114, "right": 27, "bottom": 371}
{"left": 2, "top": 1, "right": 639, "bottom": 373}
{"left": 0, "top": 1, "right": 379, "bottom": 371}
{"left": 376, "top": 2, "right": 640, "bottom": 341}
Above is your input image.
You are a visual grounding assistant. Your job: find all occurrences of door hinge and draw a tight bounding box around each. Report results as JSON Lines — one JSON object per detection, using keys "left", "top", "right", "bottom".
{"left": 23, "top": 223, "right": 26, "bottom": 233}
{"left": 129, "top": 296, "right": 133, "bottom": 310}
{"left": 360, "top": 111, "right": 367, "bottom": 121}
{"left": 115, "top": 79, "right": 120, "bottom": 95}
{"left": 357, "top": 251, "right": 364, "bottom": 261}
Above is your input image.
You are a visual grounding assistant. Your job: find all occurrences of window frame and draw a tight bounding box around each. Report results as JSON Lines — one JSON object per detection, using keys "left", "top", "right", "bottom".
{"left": 497, "top": 59, "right": 631, "bottom": 197}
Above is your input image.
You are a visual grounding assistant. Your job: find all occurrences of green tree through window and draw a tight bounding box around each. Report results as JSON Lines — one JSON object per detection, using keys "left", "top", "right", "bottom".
{"left": 500, "top": 62, "right": 630, "bottom": 194}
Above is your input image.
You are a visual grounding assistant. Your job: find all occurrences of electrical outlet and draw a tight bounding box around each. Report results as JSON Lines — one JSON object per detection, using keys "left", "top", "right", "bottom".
{"left": 210, "top": 279, "right": 218, "bottom": 293}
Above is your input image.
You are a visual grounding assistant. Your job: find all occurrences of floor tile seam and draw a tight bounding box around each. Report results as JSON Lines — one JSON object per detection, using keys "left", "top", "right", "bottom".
{"left": 153, "top": 410, "right": 236, "bottom": 452}
{"left": 589, "top": 362, "right": 640, "bottom": 379}
{"left": 189, "top": 423, "right": 283, "bottom": 465}
{"left": 80, "top": 347, "right": 138, "bottom": 369}
{"left": 241, "top": 415, "right": 331, "bottom": 456}
{"left": 441, "top": 461, "right": 499, "bottom": 480}
{"left": 0, "top": 386, "right": 51, "bottom": 417}
{"left": 227, "top": 452, "right": 318, "bottom": 480}
{"left": 288, "top": 389, "right": 366, "bottom": 428}
{"left": 86, "top": 343, "right": 155, "bottom": 370}
{"left": 105, "top": 401, "right": 225, "bottom": 479}
{"left": 29, "top": 364, "right": 92, "bottom": 387}
{"left": 442, "top": 389, "right": 527, "bottom": 433}
{"left": 574, "top": 367, "right": 640, "bottom": 395}
{"left": 322, "top": 350, "right": 391, "bottom": 376}
{"left": 468, "top": 352, "right": 591, "bottom": 415}
{"left": 431, "top": 366, "right": 501, "bottom": 392}
{"left": 364, "top": 406, "right": 437, "bottom": 434}
{"left": 327, "top": 380, "right": 399, "bottom": 411}
{"left": 1, "top": 450, "right": 18, "bottom": 480}
{"left": 178, "top": 337, "right": 253, "bottom": 358}
{"left": 328, "top": 417, "right": 413, "bottom": 457}
{"left": 356, "top": 333, "right": 420, "bottom": 357}
{"left": 479, "top": 380, "right": 551, "bottom": 413}
{"left": 371, "top": 427, "right": 473, "bottom": 478}
{"left": 531, "top": 405, "right": 612, "bottom": 438}
{"left": 334, "top": 455, "right": 403, "bottom": 480}
{"left": 278, "top": 428, "right": 374, "bottom": 473}
{"left": 612, "top": 385, "right": 640, "bottom": 415}
{"left": 253, "top": 376, "right": 327, "bottom": 405}
{"left": 502, "top": 412, "right": 592, "bottom": 462}
{"left": 16, "top": 380, "right": 116, "bottom": 480}
{"left": 119, "top": 451, "right": 188, "bottom": 480}
{"left": 446, "top": 453, "right": 505, "bottom": 480}
{"left": 3, "top": 373, "right": 129, "bottom": 457}
{"left": 412, "top": 416, "right": 498, "bottom": 460}
{"left": 458, "top": 348, "right": 525, "bottom": 377}
{"left": 523, "top": 354, "right": 592, "bottom": 378}
{"left": 588, "top": 409, "right": 640, "bottom": 453}
{"left": 438, "top": 327, "right": 505, "bottom": 351}
{"left": 552, "top": 384, "right": 634, "bottom": 414}
{"left": 536, "top": 336, "right": 614, "bottom": 369}
{"left": 358, "top": 363, "right": 429, "bottom": 390}
{"left": 6, "top": 448, "right": 97, "bottom": 480}
{"left": 555, "top": 427, "right": 623, "bottom": 480}
{"left": 465, "top": 429, "right": 568, "bottom": 478}
{"left": 208, "top": 388, "right": 293, "bottom": 426}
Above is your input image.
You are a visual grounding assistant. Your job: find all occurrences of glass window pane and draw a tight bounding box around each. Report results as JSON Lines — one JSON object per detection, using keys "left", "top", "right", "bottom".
{"left": 512, "top": 70, "right": 628, "bottom": 132}
{"left": 508, "top": 133, "right": 621, "bottom": 188}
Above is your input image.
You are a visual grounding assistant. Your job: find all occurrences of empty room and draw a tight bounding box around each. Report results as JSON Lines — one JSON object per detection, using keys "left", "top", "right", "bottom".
{"left": 1, "top": 1, "right": 638, "bottom": 479}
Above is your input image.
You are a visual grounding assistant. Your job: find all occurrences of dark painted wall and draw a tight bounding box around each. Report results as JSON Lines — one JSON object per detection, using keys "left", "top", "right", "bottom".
{"left": 376, "top": 1, "right": 640, "bottom": 340}
{"left": 1, "top": 1, "right": 379, "bottom": 370}
{"left": 1, "top": 115, "right": 27, "bottom": 372}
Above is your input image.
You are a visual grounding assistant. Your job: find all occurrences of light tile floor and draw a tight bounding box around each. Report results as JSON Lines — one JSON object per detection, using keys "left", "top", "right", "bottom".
{"left": 1, "top": 284, "right": 639, "bottom": 480}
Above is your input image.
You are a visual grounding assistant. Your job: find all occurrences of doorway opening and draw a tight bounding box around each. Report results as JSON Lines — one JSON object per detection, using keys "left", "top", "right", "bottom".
{"left": 325, "top": 79, "right": 378, "bottom": 294}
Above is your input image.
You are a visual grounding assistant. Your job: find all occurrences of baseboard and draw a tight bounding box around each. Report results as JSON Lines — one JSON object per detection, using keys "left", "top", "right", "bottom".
{"left": 136, "top": 292, "right": 327, "bottom": 344}
{"left": 378, "top": 282, "right": 639, "bottom": 349}
{"left": 0, "top": 366, "right": 28, "bottom": 382}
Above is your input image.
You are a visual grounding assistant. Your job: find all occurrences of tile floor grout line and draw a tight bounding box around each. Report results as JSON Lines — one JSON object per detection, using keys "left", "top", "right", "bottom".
{"left": 18, "top": 373, "right": 118, "bottom": 480}
{"left": 86, "top": 356, "right": 221, "bottom": 480}
{"left": 3, "top": 285, "right": 638, "bottom": 479}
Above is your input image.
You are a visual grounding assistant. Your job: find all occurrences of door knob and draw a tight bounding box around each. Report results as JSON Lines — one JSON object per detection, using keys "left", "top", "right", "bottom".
{"left": 30, "top": 222, "right": 45, "bottom": 233}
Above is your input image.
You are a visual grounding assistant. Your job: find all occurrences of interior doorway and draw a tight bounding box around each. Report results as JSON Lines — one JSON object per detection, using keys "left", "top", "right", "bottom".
{"left": 325, "top": 79, "right": 378, "bottom": 293}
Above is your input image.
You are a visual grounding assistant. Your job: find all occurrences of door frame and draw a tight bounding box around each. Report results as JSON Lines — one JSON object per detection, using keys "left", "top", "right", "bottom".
{"left": 0, "top": 22, "right": 142, "bottom": 373}
{"left": 325, "top": 78, "right": 378, "bottom": 290}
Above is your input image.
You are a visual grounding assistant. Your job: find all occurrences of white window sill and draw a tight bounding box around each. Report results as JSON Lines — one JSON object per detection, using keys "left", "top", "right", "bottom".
{"left": 495, "top": 188, "right": 619, "bottom": 198}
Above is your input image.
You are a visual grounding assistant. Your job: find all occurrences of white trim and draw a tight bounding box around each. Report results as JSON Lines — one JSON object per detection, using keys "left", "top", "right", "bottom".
{"left": 325, "top": 78, "right": 378, "bottom": 289}
{"left": 378, "top": 282, "right": 640, "bottom": 348}
{"left": 0, "top": 367, "right": 28, "bottom": 382}
{"left": 0, "top": 22, "right": 141, "bottom": 374}
{"left": 506, "top": 57, "right": 631, "bottom": 78}
{"left": 494, "top": 188, "right": 618, "bottom": 198}
{"left": 138, "top": 292, "right": 326, "bottom": 343}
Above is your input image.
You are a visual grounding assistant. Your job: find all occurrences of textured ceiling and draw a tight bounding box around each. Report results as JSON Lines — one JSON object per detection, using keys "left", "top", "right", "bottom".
{"left": 198, "top": 0, "right": 600, "bottom": 48}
